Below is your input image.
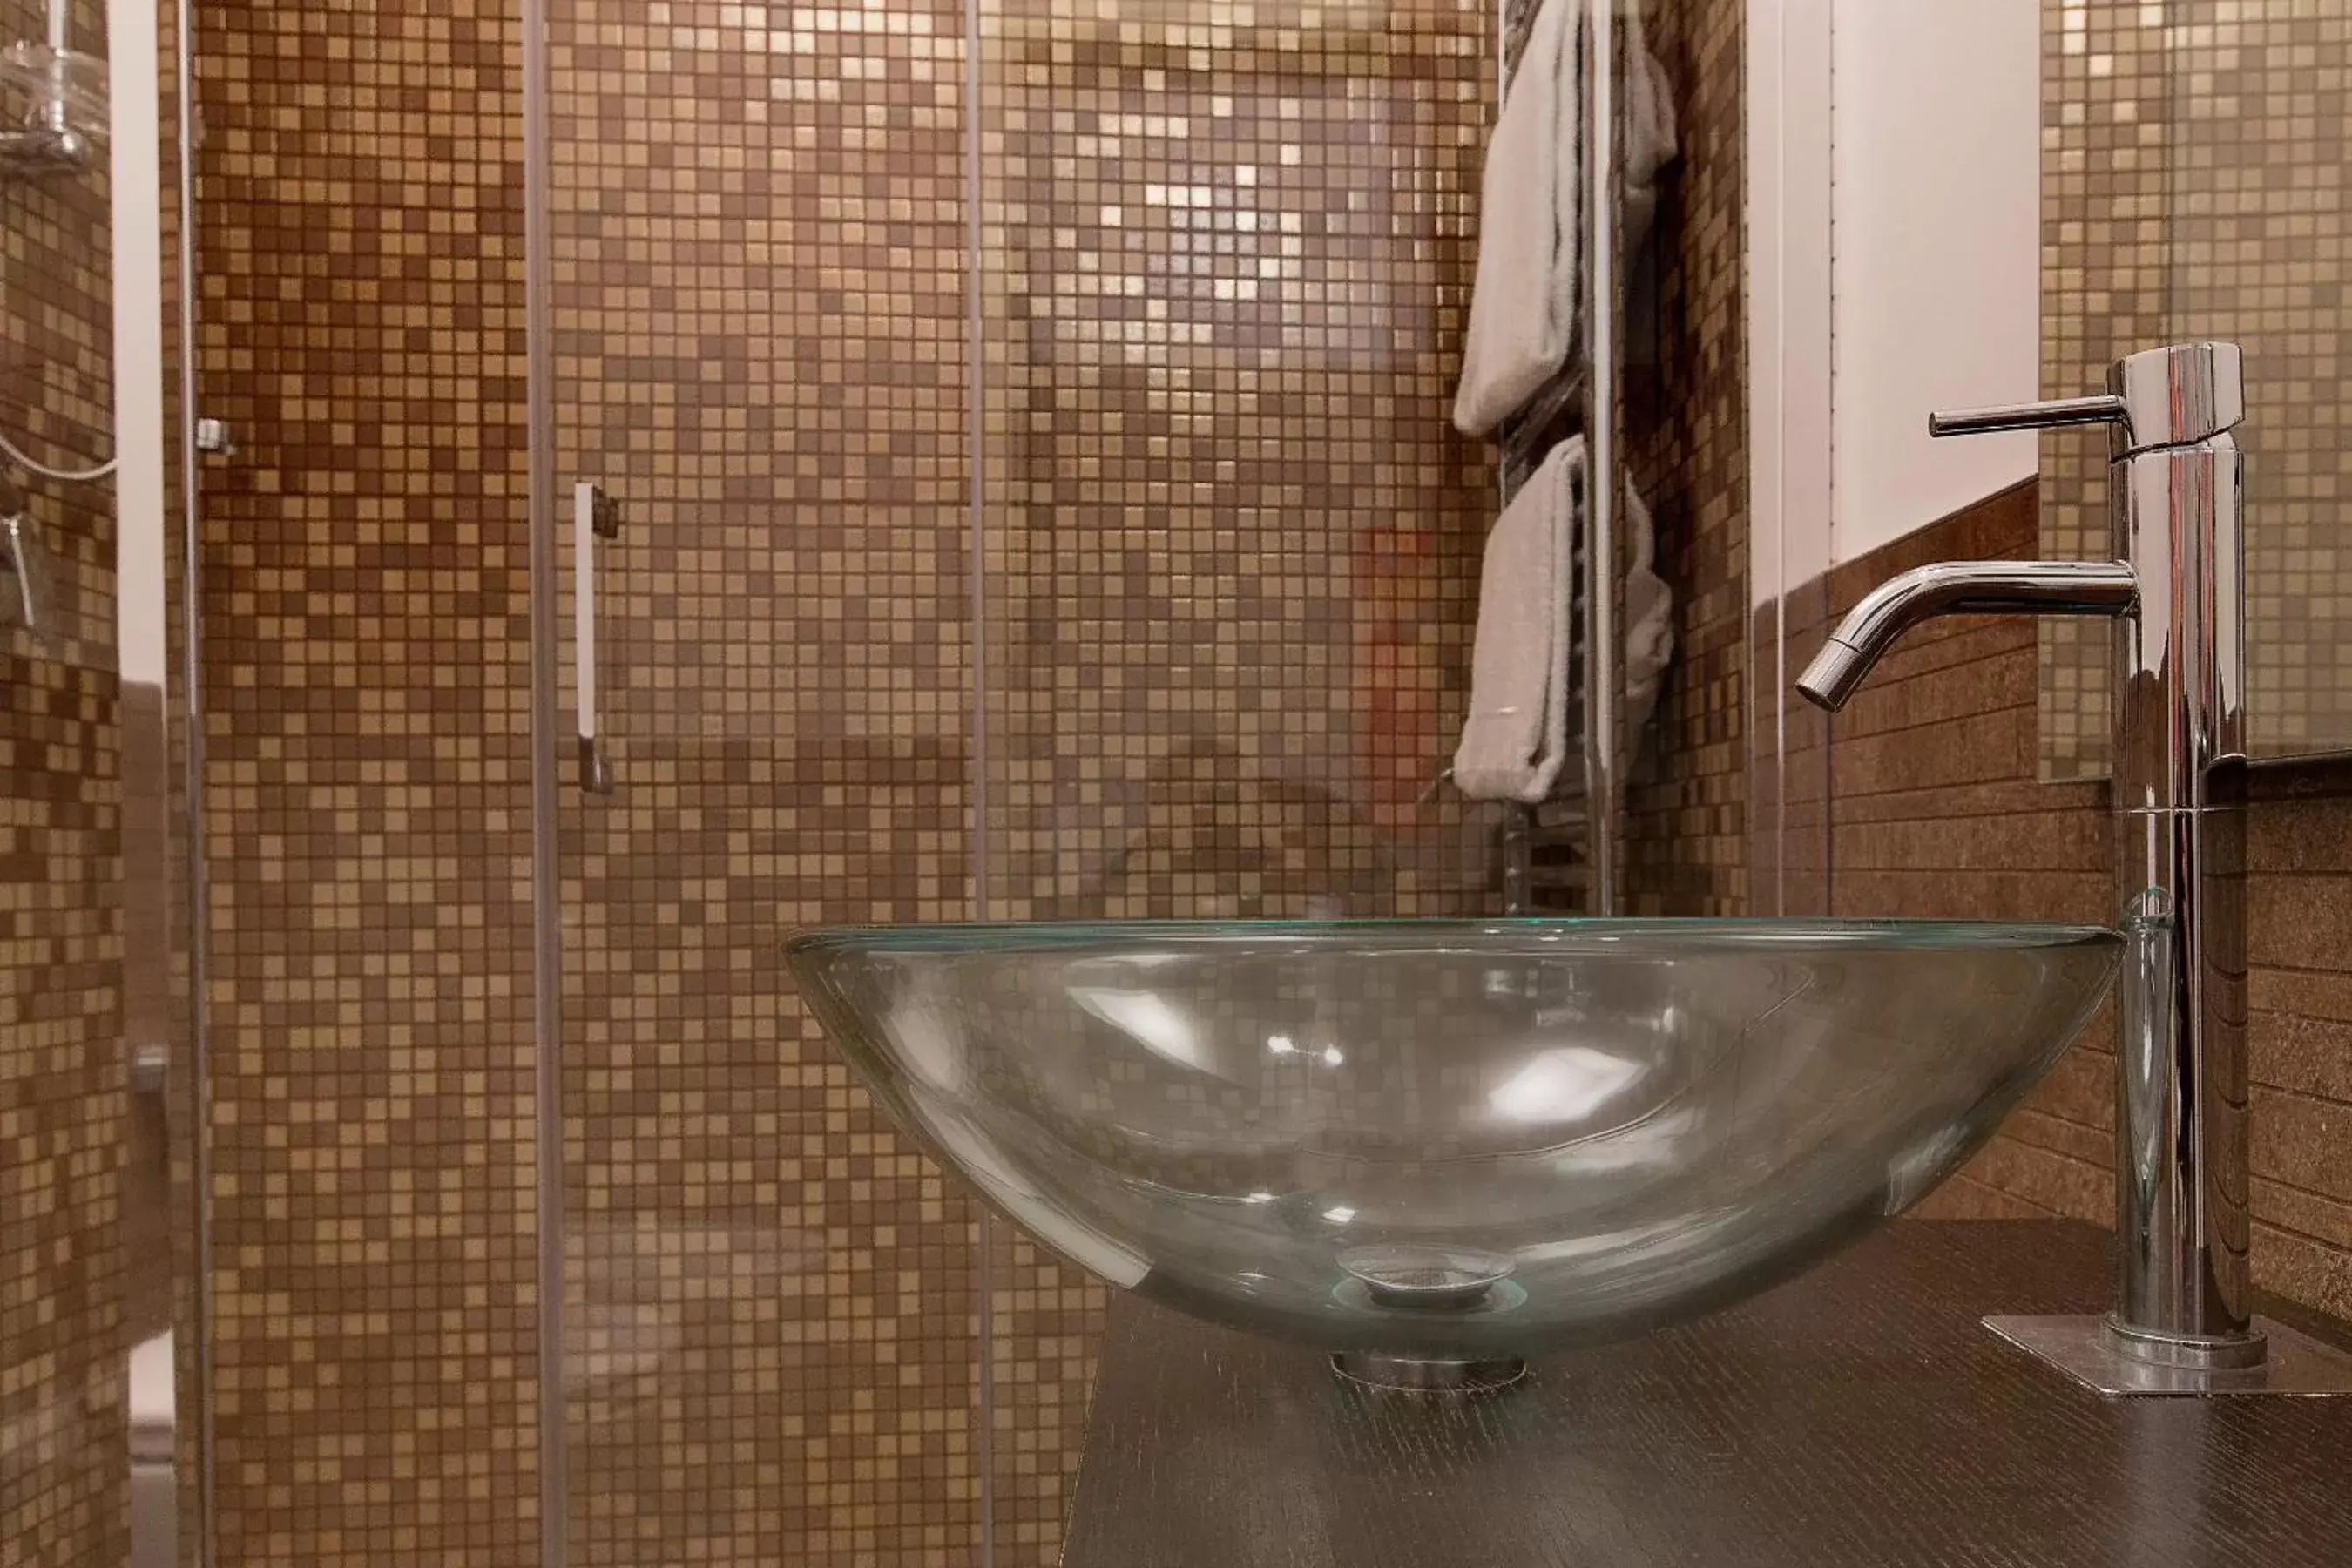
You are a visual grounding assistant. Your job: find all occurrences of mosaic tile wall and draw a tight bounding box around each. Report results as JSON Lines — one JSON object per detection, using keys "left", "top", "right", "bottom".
{"left": 193, "top": 0, "right": 1743, "bottom": 1560}
{"left": 193, "top": 0, "right": 543, "bottom": 1562}
{"left": 1622, "top": 0, "right": 1746, "bottom": 917}
{"left": 1833, "top": 486, "right": 2352, "bottom": 1321}
{"left": 977, "top": 2, "right": 1496, "bottom": 933}
{"left": 2041, "top": 0, "right": 2352, "bottom": 775}
{"left": 544, "top": 0, "right": 987, "bottom": 1560}
{"left": 0, "top": 0, "right": 127, "bottom": 1557}
{"left": 977, "top": 2, "right": 1499, "bottom": 1553}
{"left": 548, "top": 0, "right": 1515, "bottom": 1556}
{"left": 2035, "top": 0, "right": 2168, "bottom": 781}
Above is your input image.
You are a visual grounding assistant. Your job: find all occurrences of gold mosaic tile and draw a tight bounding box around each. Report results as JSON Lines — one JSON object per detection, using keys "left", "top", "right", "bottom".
{"left": 977, "top": 3, "right": 1497, "bottom": 930}
{"left": 2165, "top": 1, "right": 2352, "bottom": 760}
{"left": 2041, "top": 0, "right": 2352, "bottom": 774}
{"left": 2039, "top": 0, "right": 2177, "bottom": 781}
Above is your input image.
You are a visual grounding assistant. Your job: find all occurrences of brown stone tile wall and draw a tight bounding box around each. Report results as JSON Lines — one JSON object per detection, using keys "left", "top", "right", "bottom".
{"left": 0, "top": 0, "right": 126, "bottom": 1559}
{"left": 193, "top": 0, "right": 542, "bottom": 1562}
{"left": 1829, "top": 483, "right": 2352, "bottom": 1321}
{"left": 1819, "top": 484, "right": 2114, "bottom": 1225}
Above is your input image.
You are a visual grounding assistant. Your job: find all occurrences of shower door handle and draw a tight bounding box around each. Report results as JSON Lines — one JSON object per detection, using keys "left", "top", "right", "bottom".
{"left": 575, "top": 482, "right": 619, "bottom": 795}
{"left": 2, "top": 511, "right": 49, "bottom": 640}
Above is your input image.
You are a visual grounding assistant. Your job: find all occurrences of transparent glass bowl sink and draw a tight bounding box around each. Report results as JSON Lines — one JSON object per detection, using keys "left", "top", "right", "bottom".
{"left": 787, "top": 920, "right": 2119, "bottom": 1360}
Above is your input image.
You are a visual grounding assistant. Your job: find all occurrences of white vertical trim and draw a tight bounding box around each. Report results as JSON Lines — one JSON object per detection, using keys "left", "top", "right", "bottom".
{"left": 1747, "top": 0, "right": 1833, "bottom": 917}
{"left": 109, "top": 0, "right": 166, "bottom": 686}
{"left": 1828, "top": 0, "right": 2040, "bottom": 557}
{"left": 1747, "top": 0, "right": 1834, "bottom": 617}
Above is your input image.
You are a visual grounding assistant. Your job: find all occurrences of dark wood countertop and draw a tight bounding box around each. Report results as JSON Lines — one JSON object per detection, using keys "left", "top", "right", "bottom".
{"left": 1061, "top": 1220, "right": 2352, "bottom": 1567}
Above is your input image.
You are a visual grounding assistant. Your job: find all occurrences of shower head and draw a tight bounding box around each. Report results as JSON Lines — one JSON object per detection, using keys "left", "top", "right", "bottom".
{"left": 0, "top": 41, "right": 107, "bottom": 185}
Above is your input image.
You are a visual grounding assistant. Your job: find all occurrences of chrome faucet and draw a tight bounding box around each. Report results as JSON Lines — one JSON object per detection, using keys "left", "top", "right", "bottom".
{"left": 1796, "top": 343, "right": 2330, "bottom": 1394}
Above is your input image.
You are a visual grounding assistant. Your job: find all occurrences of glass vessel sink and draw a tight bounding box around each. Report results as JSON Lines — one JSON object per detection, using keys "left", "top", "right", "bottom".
{"left": 787, "top": 920, "right": 2119, "bottom": 1369}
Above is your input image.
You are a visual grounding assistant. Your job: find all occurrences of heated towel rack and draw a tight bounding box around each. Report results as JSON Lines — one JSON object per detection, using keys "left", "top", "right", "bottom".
{"left": 1493, "top": 0, "right": 1620, "bottom": 915}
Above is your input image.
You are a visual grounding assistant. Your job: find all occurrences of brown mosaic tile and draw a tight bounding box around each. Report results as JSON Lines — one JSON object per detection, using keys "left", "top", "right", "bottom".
{"left": 0, "top": 0, "right": 127, "bottom": 1560}
{"left": 0, "top": 634, "right": 126, "bottom": 1568}
{"left": 2037, "top": 0, "right": 2171, "bottom": 783}
{"left": 193, "top": 0, "right": 541, "bottom": 1561}
{"left": 183, "top": 0, "right": 1773, "bottom": 1561}
{"left": 0, "top": 643, "right": 125, "bottom": 1568}
{"left": 2164, "top": 2, "right": 2352, "bottom": 761}
{"left": 974, "top": 3, "right": 1498, "bottom": 1554}
{"left": 545, "top": 0, "right": 985, "bottom": 1561}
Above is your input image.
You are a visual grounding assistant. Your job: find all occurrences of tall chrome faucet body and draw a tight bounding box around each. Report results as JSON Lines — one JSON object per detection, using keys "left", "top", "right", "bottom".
{"left": 1798, "top": 344, "right": 2352, "bottom": 1394}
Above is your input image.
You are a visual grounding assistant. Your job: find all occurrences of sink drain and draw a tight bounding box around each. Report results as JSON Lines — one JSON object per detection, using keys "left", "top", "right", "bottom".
{"left": 1330, "top": 1247, "right": 1526, "bottom": 1392}
{"left": 1338, "top": 1246, "right": 1516, "bottom": 1311}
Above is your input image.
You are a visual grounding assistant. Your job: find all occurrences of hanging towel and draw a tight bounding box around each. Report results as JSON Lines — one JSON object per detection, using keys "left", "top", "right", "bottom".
{"left": 1621, "top": 2, "right": 1681, "bottom": 257}
{"left": 1454, "top": 439, "right": 1578, "bottom": 802}
{"left": 1453, "top": 0, "right": 1580, "bottom": 438}
{"left": 1454, "top": 436, "right": 1677, "bottom": 801}
{"left": 1453, "top": 0, "right": 1681, "bottom": 437}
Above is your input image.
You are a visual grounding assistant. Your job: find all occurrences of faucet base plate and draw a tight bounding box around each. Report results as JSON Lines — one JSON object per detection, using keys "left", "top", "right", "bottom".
{"left": 1987, "top": 1314, "right": 2352, "bottom": 1396}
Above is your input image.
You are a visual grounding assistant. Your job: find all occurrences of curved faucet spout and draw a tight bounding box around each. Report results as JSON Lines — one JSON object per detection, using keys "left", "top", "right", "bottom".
{"left": 1796, "top": 560, "right": 2139, "bottom": 712}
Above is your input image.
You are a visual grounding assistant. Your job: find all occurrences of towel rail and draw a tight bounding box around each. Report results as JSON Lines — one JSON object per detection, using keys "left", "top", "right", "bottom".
{"left": 1493, "top": 0, "right": 1619, "bottom": 916}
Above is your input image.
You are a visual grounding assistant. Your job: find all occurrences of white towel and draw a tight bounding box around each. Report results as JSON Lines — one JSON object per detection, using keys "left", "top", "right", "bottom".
{"left": 1453, "top": 0, "right": 1680, "bottom": 438}
{"left": 1620, "top": 2, "right": 1680, "bottom": 255}
{"left": 1453, "top": 0, "right": 1580, "bottom": 438}
{"left": 1454, "top": 436, "right": 1676, "bottom": 801}
{"left": 1455, "top": 440, "right": 1578, "bottom": 802}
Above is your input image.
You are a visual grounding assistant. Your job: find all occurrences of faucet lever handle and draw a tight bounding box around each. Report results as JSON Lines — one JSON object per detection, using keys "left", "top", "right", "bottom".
{"left": 1928, "top": 395, "right": 2129, "bottom": 440}
{"left": 1930, "top": 342, "right": 2247, "bottom": 454}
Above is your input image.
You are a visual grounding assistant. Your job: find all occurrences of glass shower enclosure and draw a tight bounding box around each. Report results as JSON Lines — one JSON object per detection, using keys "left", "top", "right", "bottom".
{"left": 535, "top": 0, "right": 1498, "bottom": 1559}
{"left": 4, "top": 0, "right": 1666, "bottom": 1565}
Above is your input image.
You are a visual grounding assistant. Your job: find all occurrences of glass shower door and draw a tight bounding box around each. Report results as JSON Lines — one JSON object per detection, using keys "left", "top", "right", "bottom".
{"left": 541, "top": 2, "right": 993, "bottom": 1559}
{"left": 966, "top": 4, "right": 1498, "bottom": 1548}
